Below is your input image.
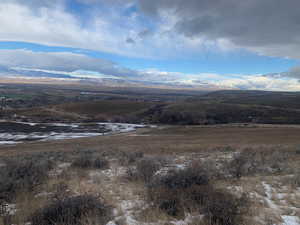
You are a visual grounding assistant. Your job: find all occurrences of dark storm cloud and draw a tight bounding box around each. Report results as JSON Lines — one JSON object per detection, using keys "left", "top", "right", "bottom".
{"left": 137, "top": 0, "right": 300, "bottom": 58}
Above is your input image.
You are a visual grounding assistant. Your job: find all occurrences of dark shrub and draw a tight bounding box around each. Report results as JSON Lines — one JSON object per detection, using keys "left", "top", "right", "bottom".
{"left": 227, "top": 151, "right": 252, "bottom": 179}
{"left": 136, "top": 157, "right": 162, "bottom": 183}
{"left": 227, "top": 148, "right": 289, "bottom": 179}
{"left": 296, "top": 146, "right": 300, "bottom": 155}
{"left": 146, "top": 163, "right": 249, "bottom": 223}
{"left": 147, "top": 164, "right": 210, "bottom": 217}
{"left": 147, "top": 185, "right": 182, "bottom": 217}
{"left": 72, "top": 155, "right": 94, "bottom": 168}
{"left": 72, "top": 155, "right": 109, "bottom": 169}
{"left": 125, "top": 166, "right": 139, "bottom": 181}
{"left": 30, "top": 195, "right": 111, "bottom": 225}
{"left": 119, "top": 151, "right": 144, "bottom": 166}
{"left": 93, "top": 157, "right": 109, "bottom": 169}
{"left": 292, "top": 171, "right": 300, "bottom": 187}
{"left": 203, "top": 190, "right": 249, "bottom": 225}
{"left": 0, "top": 157, "right": 53, "bottom": 202}
{"left": 159, "top": 166, "right": 209, "bottom": 189}
{"left": 52, "top": 182, "right": 71, "bottom": 201}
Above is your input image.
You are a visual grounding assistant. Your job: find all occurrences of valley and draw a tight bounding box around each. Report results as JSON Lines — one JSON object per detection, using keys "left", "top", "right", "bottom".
{"left": 0, "top": 83, "right": 299, "bottom": 225}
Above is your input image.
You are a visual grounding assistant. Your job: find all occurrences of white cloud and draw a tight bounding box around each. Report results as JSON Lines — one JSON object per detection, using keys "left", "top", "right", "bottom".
{"left": 0, "top": 2, "right": 141, "bottom": 57}
{"left": 1, "top": 0, "right": 300, "bottom": 60}
{"left": 0, "top": 49, "right": 137, "bottom": 77}
{"left": 0, "top": 49, "right": 299, "bottom": 91}
{"left": 211, "top": 75, "right": 300, "bottom": 92}
{"left": 0, "top": 1, "right": 235, "bottom": 59}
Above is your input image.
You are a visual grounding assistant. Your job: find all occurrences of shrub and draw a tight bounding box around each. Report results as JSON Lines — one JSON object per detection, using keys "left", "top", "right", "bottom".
{"left": 203, "top": 190, "right": 249, "bottom": 225}
{"left": 125, "top": 166, "right": 139, "bottom": 181}
{"left": 0, "top": 157, "right": 53, "bottom": 202}
{"left": 227, "top": 148, "right": 289, "bottom": 179}
{"left": 296, "top": 146, "right": 300, "bottom": 155}
{"left": 146, "top": 163, "right": 249, "bottom": 224}
{"left": 30, "top": 195, "right": 111, "bottom": 225}
{"left": 291, "top": 171, "right": 300, "bottom": 187}
{"left": 72, "top": 155, "right": 94, "bottom": 168}
{"left": 147, "top": 164, "right": 210, "bottom": 217}
{"left": 135, "top": 157, "right": 162, "bottom": 183}
{"left": 157, "top": 165, "right": 209, "bottom": 189}
{"left": 227, "top": 151, "right": 252, "bottom": 179}
{"left": 93, "top": 157, "right": 109, "bottom": 169}
{"left": 72, "top": 155, "right": 109, "bottom": 170}
{"left": 52, "top": 182, "right": 71, "bottom": 201}
{"left": 119, "top": 151, "right": 144, "bottom": 166}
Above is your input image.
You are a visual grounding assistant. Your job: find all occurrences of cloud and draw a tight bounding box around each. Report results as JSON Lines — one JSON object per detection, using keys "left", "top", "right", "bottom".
{"left": 267, "top": 66, "right": 300, "bottom": 79}
{"left": 0, "top": 49, "right": 299, "bottom": 91}
{"left": 126, "top": 37, "right": 136, "bottom": 44}
{"left": 140, "top": 70, "right": 300, "bottom": 91}
{"left": 1, "top": 0, "right": 300, "bottom": 59}
{"left": 137, "top": 0, "right": 300, "bottom": 59}
{"left": 0, "top": 49, "right": 138, "bottom": 77}
{"left": 0, "top": 0, "right": 267, "bottom": 59}
{"left": 1, "top": 0, "right": 62, "bottom": 8}
{"left": 0, "top": 1, "right": 149, "bottom": 58}
{"left": 138, "top": 29, "right": 152, "bottom": 39}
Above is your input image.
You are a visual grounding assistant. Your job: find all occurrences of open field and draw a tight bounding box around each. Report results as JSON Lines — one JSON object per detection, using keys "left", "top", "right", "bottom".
{"left": 1, "top": 125, "right": 300, "bottom": 156}
{"left": 1, "top": 85, "right": 300, "bottom": 225}
{"left": 0, "top": 125, "right": 299, "bottom": 225}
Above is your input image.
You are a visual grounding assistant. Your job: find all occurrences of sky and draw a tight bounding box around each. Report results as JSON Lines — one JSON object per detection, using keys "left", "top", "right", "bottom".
{"left": 1, "top": 0, "right": 300, "bottom": 91}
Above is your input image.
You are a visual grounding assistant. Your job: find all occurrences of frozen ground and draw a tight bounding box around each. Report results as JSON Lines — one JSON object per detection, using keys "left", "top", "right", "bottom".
{"left": 2, "top": 149, "right": 299, "bottom": 225}
{"left": 97, "top": 155, "right": 300, "bottom": 225}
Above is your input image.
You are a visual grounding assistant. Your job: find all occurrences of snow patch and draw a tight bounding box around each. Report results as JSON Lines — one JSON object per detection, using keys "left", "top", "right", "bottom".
{"left": 0, "top": 122, "right": 148, "bottom": 145}
{"left": 0, "top": 141, "right": 18, "bottom": 145}
{"left": 262, "top": 182, "right": 278, "bottom": 209}
{"left": 282, "top": 216, "right": 300, "bottom": 225}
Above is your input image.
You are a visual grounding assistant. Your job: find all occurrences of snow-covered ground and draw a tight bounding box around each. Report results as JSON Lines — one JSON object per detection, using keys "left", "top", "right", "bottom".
{"left": 261, "top": 181, "right": 300, "bottom": 225}
{"left": 0, "top": 122, "right": 147, "bottom": 145}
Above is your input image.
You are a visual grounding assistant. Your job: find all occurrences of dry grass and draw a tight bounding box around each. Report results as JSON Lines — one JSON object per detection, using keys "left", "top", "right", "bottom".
{"left": 0, "top": 125, "right": 300, "bottom": 225}
{"left": 1, "top": 125, "right": 300, "bottom": 158}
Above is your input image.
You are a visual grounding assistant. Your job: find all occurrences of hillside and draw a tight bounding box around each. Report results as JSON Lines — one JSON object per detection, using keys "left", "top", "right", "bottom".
{"left": 3, "top": 85, "right": 300, "bottom": 125}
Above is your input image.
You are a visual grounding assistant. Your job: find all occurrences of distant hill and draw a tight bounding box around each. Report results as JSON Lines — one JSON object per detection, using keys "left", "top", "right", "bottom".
{"left": 202, "top": 90, "right": 300, "bottom": 109}
{"left": 3, "top": 85, "right": 300, "bottom": 125}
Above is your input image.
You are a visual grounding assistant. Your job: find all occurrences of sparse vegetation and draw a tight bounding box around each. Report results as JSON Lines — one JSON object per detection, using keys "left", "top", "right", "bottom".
{"left": 71, "top": 153, "right": 109, "bottom": 170}
{"left": 0, "top": 85, "right": 300, "bottom": 225}
{"left": 125, "top": 156, "right": 164, "bottom": 183}
{"left": 292, "top": 171, "right": 300, "bottom": 187}
{"left": 135, "top": 157, "right": 163, "bottom": 183}
{"left": 146, "top": 163, "right": 250, "bottom": 225}
{"left": 202, "top": 190, "right": 249, "bottom": 225}
{"left": 147, "top": 164, "right": 211, "bottom": 217}
{"left": 227, "top": 148, "right": 289, "bottom": 179}
{"left": 0, "top": 156, "right": 53, "bottom": 202}
{"left": 296, "top": 145, "right": 300, "bottom": 154}
{"left": 30, "top": 195, "right": 111, "bottom": 225}
{"left": 118, "top": 151, "right": 144, "bottom": 166}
